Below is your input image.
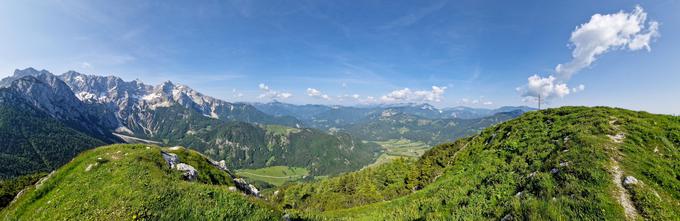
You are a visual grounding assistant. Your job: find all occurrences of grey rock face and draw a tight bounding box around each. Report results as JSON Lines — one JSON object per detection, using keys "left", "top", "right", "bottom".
{"left": 623, "top": 176, "right": 639, "bottom": 186}
{"left": 175, "top": 163, "right": 198, "bottom": 181}
{"left": 57, "top": 70, "right": 298, "bottom": 137}
{"left": 160, "top": 151, "right": 198, "bottom": 181}
{"left": 1, "top": 70, "right": 119, "bottom": 141}
{"left": 161, "top": 152, "right": 180, "bottom": 168}
{"left": 0, "top": 68, "right": 51, "bottom": 87}
{"left": 234, "top": 178, "right": 260, "bottom": 197}
{"left": 2, "top": 68, "right": 298, "bottom": 142}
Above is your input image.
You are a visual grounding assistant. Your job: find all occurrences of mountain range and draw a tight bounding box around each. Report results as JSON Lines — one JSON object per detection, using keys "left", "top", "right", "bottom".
{"left": 0, "top": 68, "right": 377, "bottom": 178}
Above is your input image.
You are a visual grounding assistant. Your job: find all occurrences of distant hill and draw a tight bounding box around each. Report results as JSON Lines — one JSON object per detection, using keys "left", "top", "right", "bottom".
{"left": 253, "top": 101, "right": 533, "bottom": 144}
{"left": 273, "top": 107, "right": 680, "bottom": 220}
{"left": 344, "top": 109, "right": 524, "bottom": 145}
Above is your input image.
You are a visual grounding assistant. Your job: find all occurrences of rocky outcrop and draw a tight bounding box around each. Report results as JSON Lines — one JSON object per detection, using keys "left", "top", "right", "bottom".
{"left": 161, "top": 152, "right": 180, "bottom": 168}
{"left": 623, "top": 176, "right": 639, "bottom": 186}
{"left": 159, "top": 149, "right": 260, "bottom": 196}
{"left": 175, "top": 163, "right": 198, "bottom": 181}
{"left": 233, "top": 178, "right": 260, "bottom": 197}
{"left": 160, "top": 151, "right": 198, "bottom": 181}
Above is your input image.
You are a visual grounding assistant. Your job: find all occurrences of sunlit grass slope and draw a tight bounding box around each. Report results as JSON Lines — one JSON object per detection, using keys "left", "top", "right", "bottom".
{"left": 275, "top": 107, "right": 679, "bottom": 220}
{"left": 1, "top": 144, "right": 281, "bottom": 220}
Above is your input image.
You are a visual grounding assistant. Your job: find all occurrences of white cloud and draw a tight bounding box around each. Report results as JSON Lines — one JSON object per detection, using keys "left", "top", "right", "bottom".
{"left": 258, "top": 83, "right": 292, "bottom": 99}
{"left": 306, "top": 88, "right": 321, "bottom": 96}
{"left": 380, "top": 86, "right": 447, "bottom": 103}
{"left": 556, "top": 5, "right": 659, "bottom": 79}
{"left": 232, "top": 89, "right": 243, "bottom": 98}
{"left": 571, "top": 84, "right": 585, "bottom": 93}
{"left": 520, "top": 5, "right": 657, "bottom": 102}
{"left": 520, "top": 75, "right": 571, "bottom": 100}
{"left": 306, "top": 88, "right": 331, "bottom": 100}
{"left": 81, "top": 62, "right": 92, "bottom": 69}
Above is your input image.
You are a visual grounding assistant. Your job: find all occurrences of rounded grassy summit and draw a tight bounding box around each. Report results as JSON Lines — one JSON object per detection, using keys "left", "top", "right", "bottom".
{"left": 0, "top": 144, "right": 281, "bottom": 220}
{"left": 273, "top": 107, "right": 679, "bottom": 220}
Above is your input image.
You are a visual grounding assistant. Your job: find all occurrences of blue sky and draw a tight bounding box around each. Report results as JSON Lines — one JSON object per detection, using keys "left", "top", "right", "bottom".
{"left": 1, "top": 0, "right": 678, "bottom": 114}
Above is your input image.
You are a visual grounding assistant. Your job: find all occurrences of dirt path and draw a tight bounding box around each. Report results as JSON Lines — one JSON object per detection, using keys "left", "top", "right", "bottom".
{"left": 610, "top": 160, "right": 639, "bottom": 220}
{"left": 607, "top": 119, "right": 639, "bottom": 220}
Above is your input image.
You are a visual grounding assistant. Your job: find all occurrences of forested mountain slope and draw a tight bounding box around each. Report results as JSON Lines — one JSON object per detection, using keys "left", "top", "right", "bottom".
{"left": 344, "top": 109, "right": 524, "bottom": 145}
{"left": 134, "top": 104, "right": 379, "bottom": 175}
{"left": 0, "top": 88, "right": 105, "bottom": 178}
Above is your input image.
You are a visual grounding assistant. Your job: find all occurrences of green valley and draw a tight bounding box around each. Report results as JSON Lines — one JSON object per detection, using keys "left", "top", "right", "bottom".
{"left": 237, "top": 166, "right": 309, "bottom": 186}
{"left": 363, "top": 139, "right": 430, "bottom": 168}
{"left": 374, "top": 139, "right": 430, "bottom": 158}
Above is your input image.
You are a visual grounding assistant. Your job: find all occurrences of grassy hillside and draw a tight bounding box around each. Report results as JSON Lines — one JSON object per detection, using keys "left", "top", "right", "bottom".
{"left": 1, "top": 144, "right": 281, "bottom": 220}
{"left": 273, "top": 107, "right": 679, "bottom": 220}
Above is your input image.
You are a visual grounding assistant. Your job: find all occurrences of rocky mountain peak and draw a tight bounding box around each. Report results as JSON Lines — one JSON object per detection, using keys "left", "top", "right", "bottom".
{"left": 3, "top": 73, "right": 120, "bottom": 141}
{"left": 13, "top": 67, "right": 51, "bottom": 78}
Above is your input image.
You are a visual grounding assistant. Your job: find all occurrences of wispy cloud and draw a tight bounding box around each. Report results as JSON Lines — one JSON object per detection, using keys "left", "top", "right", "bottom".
{"left": 379, "top": 0, "right": 448, "bottom": 30}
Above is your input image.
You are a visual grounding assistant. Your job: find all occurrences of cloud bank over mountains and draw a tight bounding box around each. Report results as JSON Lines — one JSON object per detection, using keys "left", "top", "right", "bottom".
{"left": 258, "top": 83, "right": 292, "bottom": 99}
{"left": 380, "top": 86, "right": 447, "bottom": 103}
{"left": 258, "top": 84, "right": 452, "bottom": 105}
{"left": 306, "top": 88, "right": 331, "bottom": 100}
{"left": 519, "top": 5, "right": 659, "bottom": 102}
